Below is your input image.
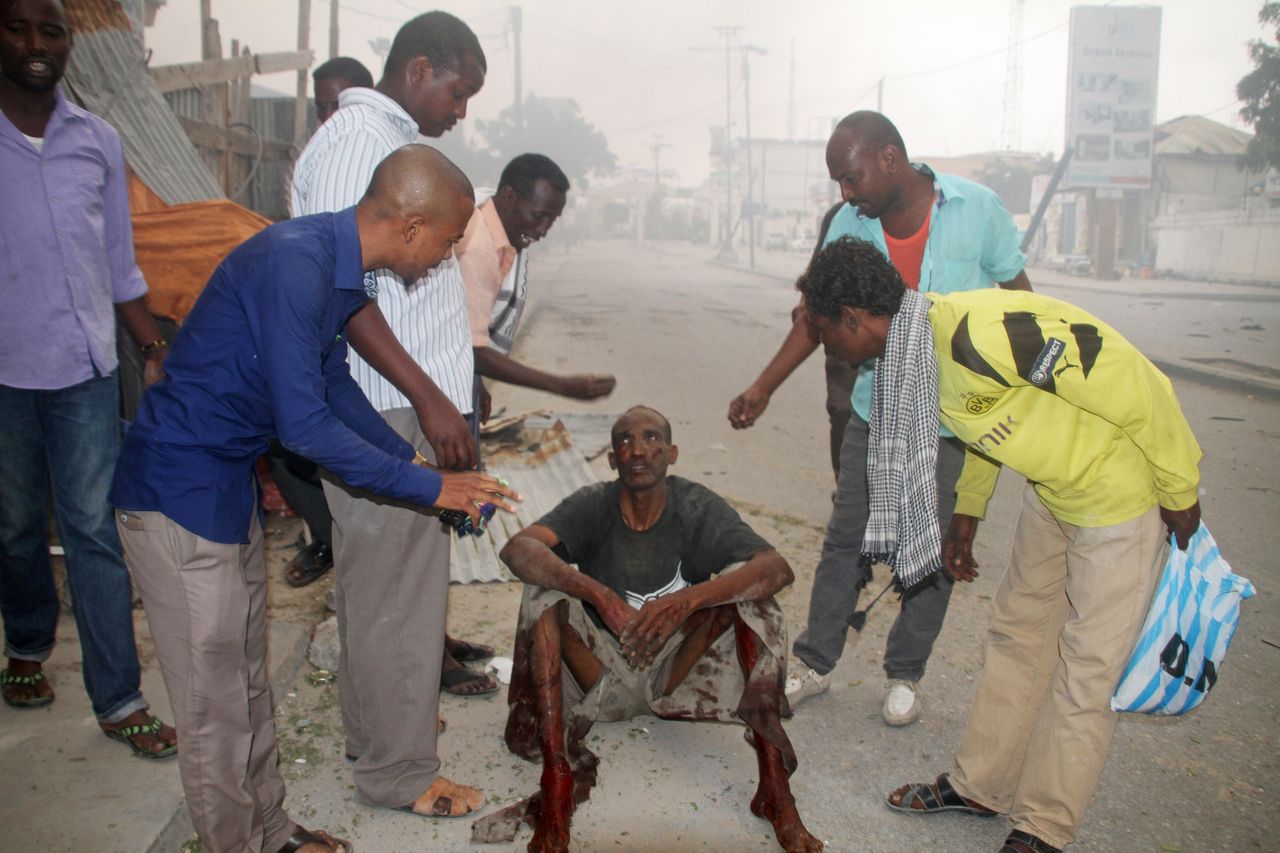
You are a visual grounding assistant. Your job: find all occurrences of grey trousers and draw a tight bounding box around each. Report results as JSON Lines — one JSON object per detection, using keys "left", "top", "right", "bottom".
{"left": 322, "top": 407, "right": 449, "bottom": 808}
{"left": 115, "top": 508, "right": 295, "bottom": 853}
{"left": 793, "top": 413, "right": 965, "bottom": 681}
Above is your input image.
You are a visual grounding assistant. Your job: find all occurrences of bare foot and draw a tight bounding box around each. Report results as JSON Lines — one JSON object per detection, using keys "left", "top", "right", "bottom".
{"left": 407, "top": 776, "right": 485, "bottom": 817}
{"left": 751, "top": 781, "right": 824, "bottom": 853}
{"left": 529, "top": 756, "right": 574, "bottom": 853}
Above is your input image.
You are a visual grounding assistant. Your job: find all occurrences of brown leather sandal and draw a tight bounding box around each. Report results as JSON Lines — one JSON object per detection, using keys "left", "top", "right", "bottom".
{"left": 277, "top": 827, "right": 353, "bottom": 852}
{"left": 886, "top": 773, "right": 999, "bottom": 817}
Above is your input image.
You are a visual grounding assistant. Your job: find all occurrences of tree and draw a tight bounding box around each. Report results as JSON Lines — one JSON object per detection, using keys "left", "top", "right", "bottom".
{"left": 475, "top": 94, "right": 617, "bottom": 188}
{"left": 1238, "top": 2, "right": 1280, "bottom": 172}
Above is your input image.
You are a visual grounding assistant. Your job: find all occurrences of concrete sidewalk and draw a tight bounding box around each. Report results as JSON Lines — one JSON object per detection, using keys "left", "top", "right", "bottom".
{"left": 0, "top": 517, "right": 314, "bottom": 853}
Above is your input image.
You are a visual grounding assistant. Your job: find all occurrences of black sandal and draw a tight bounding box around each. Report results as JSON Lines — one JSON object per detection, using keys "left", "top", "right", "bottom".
{"left": 1000, "top": 830, "right": 1062, "bottom": 853}
{"left": 441, "top": 665, "right": 499, "bottom": 697}
{"left": 278, "top": 827, "right": 353, "bottom": 852}
{"left": 886, "top": 773, "right": 999, "bottom": 817}
{"left": 446, "top": 637, "right": 495, "bottom": 663}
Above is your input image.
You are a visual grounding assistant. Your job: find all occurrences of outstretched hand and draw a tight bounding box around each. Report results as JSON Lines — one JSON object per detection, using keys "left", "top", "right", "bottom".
{"left": 728, "top": 385, "right": 771, "bottom": 429}
{"left": 1160, "top": 501, "right": 1201, "bottom": 551}
{"left": 619, "top": 592, "right": 693, "bottom": 670}
{"left": 560, "top": 374, "right": 616, "bottom": 400}
{"left": 434, "top": 471, "right": 521, "bottom": 524}
{"left": 942, "top": 514, "right": 981, "bottom": 582}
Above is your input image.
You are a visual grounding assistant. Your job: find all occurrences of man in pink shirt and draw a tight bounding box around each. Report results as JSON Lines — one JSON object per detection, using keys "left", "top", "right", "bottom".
{"left": 457, "top": 153, "right": 614, "bottom": 421}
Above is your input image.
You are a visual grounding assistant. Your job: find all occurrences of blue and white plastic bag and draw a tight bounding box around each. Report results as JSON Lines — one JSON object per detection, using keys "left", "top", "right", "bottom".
{"left": 1111, "top": 523, "right": 1255, "bottom": 715}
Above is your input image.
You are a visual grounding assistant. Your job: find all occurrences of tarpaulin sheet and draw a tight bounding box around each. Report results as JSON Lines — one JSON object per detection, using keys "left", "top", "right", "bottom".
{"left": 130, "top": 177, "right": 269, "bottom": 322}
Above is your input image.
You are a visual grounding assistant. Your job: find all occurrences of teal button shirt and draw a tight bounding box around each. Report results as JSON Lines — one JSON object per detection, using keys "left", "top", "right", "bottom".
{"left": 823, "top": 165, "right": 1027, "bottom": 426}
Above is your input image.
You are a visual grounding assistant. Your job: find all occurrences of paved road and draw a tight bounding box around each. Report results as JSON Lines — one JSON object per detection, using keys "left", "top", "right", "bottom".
{"left": 7, "top": 238, "right": 1275, "bottom": 852}
{"left": 493, "top": 240, "right": 1280, "bottom": 852}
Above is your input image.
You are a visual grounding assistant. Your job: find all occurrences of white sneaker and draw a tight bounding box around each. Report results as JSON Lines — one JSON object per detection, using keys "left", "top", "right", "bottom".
{"left": 883, "top": 679, "right": 922, "bottom": 726}
{"left": 784, "top": 665, "right": 830, "bottom": 708}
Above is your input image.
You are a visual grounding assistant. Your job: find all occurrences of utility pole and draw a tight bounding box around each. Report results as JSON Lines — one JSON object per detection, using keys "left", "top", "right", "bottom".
{"left": 786, "top": 39, "right": 795, "bottom": 141}
{"left": 511, "top": 6, "right": 523, "bottom": 132}
{"left": 650, "top": 134, "right": 671, "bottom": 189}
{"left": 741, "top": 44, "right": 766, "bottom": 270}
{"left": 1001, "top": 0, "right": 1025, "bottom": 151}
{"left": 292, "top": 0, "right": 311, "bottom": 150}
{"left": 328, "top": 0, "right": 338, "bottom": 59}
{"left": 877, "top": 77, "right": 884, "bottom": 113}
{"left": 694, "top": 26, "right": 741, "bottom": 259}
{"left": 648, "top": 134, "right": 671, "bottom": 242}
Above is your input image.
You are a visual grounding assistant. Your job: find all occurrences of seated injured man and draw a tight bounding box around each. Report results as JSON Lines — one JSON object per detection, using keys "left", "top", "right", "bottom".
{"left": 472, "top": 405, "right": 823, "bottom": 853}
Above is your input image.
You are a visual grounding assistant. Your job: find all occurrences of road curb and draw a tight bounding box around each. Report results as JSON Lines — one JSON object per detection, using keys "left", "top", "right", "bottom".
{"left": 1150, "top": 357, "right": 1280, "bottom": 402}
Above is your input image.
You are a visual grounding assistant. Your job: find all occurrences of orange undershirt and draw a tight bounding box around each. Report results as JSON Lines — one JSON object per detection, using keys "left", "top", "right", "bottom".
{"left": 883, "top": 206, "right": 932, "bottom": 290}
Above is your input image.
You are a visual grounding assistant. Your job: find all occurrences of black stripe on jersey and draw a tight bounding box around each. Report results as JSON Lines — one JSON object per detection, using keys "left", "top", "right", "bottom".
{"left": 1070, "top": 323, "right": 1102, "bottom": 378}
{"left": 951, "top": 313, "right": 1010, "bottom": 386}
{"left": 1003, "top": 311, "right": 1055, "bottom": 393}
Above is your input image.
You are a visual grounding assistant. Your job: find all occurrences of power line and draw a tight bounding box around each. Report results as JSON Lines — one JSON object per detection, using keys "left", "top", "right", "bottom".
{"left": 612, "top": 93, "right": 734, "bottom": 136}
{"left": 521, "top": 21, "right": 718, "bottom": 78}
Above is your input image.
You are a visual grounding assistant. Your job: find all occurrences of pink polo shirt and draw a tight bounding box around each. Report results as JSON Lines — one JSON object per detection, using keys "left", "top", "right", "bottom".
{"left": 457, "top": 198, "right": 517, "bottom": 348}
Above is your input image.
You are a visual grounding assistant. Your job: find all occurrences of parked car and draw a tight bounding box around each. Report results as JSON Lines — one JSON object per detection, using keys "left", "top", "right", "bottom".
{"left": 764, "top": 233, "right": 787, "bottom": 251}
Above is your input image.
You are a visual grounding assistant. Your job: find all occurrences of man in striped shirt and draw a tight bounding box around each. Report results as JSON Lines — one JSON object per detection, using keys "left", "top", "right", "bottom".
{"left": 291, "top": 11, "right": 492, "bottom": 818}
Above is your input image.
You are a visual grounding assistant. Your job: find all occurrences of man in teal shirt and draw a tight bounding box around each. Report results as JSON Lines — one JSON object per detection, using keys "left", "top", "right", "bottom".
{"left": 729, "top": 111, "right": 1030, "bottom": 724}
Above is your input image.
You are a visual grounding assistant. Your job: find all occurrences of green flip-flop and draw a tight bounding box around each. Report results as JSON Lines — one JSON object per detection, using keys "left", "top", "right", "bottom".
{"left": 102, "top": 715, "right": 178, "bottom": 759}
{"left": 1, "top": 668, "right": 54, "bottom": 708}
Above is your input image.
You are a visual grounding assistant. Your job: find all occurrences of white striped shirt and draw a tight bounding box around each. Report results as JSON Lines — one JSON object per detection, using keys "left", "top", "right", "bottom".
{"left": 290, "top": 87, "right": 473, "bottom": 414}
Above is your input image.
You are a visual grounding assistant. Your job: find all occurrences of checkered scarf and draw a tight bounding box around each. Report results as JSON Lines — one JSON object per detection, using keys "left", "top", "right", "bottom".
{"left": 861, "top": 289, "right": 941, "bottom": 589}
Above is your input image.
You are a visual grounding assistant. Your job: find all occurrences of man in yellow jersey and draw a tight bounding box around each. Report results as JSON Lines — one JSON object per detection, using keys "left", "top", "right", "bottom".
{"left": 798, "top": 237, "right": 1202, "bottom": 853}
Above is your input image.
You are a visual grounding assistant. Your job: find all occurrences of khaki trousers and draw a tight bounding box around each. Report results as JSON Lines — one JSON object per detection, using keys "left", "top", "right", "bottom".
{"left": 116, "top": 508, "right": 294, "bottom": 853}
{"left": 951, "top": 484, "right": 1166, "bottom": 848}
{"left": 322, "top": 407, "right": 450, "bottom": 807}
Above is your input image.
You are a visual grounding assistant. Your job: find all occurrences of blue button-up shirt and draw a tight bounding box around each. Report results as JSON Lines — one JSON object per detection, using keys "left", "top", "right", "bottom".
{"left": 825, "top": 165, "right": 1027, "bottom": 423}
{"left": 0, "top": 89, "right": 148, "bottom": 390}
{"left": 111, "top": 208, "right": 442, "bottom": 544}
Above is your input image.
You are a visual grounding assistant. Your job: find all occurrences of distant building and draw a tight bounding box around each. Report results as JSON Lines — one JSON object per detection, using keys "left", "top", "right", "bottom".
{"left": 1028, "top": 115, "right": 1277, "bottom": 283}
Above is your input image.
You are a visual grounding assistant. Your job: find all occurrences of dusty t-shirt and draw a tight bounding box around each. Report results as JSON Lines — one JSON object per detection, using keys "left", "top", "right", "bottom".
{"left": 537, "top": 476, "right": 772, "bottom": 627}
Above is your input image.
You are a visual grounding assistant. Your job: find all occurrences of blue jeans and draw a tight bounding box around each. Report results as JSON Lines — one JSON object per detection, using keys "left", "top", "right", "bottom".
{"left": 0, "top": 373, "right": 147, "bottom": 722}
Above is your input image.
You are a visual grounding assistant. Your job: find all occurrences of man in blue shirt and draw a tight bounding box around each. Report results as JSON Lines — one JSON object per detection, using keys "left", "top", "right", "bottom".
{"left": 111, "top": 145, "right": 517, "bottom": 853}
{"left": 728, "top": 111, "right": 1030, "bottom": 726}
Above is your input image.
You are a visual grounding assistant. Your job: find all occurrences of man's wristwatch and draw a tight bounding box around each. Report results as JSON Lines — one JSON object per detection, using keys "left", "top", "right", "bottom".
{"left": 140, "top": 338, "right": 168, "bottom": 356}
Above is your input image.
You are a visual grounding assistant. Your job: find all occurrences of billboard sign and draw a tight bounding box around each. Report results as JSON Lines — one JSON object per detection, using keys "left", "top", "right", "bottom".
{"left": 1064, "top": 5, "right": 1162, "bottom": 188}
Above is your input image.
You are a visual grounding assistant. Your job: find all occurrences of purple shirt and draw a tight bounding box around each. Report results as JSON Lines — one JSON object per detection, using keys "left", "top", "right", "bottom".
{"left": 0, "top": 89, "right": 148, "bottom": 390}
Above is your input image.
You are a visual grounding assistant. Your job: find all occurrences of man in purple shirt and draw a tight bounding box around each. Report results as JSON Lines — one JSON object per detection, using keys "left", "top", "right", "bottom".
{"left": 0, "top": 0, "right": 176, "bottom": 757}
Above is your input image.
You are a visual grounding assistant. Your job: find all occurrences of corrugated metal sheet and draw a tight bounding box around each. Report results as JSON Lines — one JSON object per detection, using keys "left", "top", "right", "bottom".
{"left": 450, "top": 421, "right": 599, "bottom": 584}
{"left": 63, "top": 0, "right": 222, "bottom": 204}
{"left": 1155, "top": 116, "right": 1252, "bottom": 158}
{"left": 523, "top": 411, "right": 618, "bottom": 460}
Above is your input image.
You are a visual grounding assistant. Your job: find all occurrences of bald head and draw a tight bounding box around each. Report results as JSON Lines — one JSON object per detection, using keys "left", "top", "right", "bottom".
{"left": 615, "top": 405, "right": 672, "bottom": 443}
{"left": 356, "top": 144, "right": 475, "bottom": 283}
{"left": 362, "top": 143, "right": 474, "bottom": 221}
{"left": 833, "top": 110, "right": 907, "bottom": 160}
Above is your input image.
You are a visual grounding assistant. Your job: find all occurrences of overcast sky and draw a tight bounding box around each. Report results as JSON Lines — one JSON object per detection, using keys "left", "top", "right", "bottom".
{"left": 145, "top": 0, "right": 1263, "bottom": 185}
